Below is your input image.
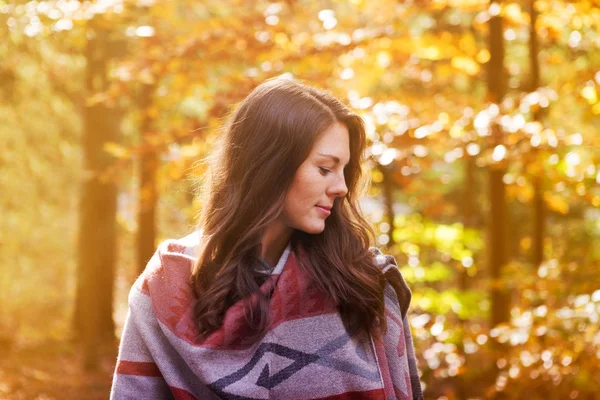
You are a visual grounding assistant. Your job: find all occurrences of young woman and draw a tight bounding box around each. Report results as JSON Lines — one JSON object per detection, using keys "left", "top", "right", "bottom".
{"left": 111, "top": 78, "right": 423, "bottom": 400}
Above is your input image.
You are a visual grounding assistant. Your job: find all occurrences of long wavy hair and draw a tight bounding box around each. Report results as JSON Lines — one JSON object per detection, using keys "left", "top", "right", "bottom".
{"left": 191, "top": 78, "right": 386, "bottom": 341}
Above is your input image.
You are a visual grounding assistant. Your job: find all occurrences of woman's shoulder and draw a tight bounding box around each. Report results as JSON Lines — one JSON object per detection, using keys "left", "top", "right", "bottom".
{"left": 128, "top": 231, "right": 202, "bottom": 343}
{"left": 133, "top": 231, "right": 201, "bottom": 296}
{"left": 368, "top": 246, "right": 412, "bottom": 318}
{"left": 157, "top": 230, "right": 202, "bottom": 260}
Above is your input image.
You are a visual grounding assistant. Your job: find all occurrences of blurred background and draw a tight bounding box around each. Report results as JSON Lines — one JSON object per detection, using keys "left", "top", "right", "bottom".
{"left": 1, "top": 0, "right": 600, "bottom": 398}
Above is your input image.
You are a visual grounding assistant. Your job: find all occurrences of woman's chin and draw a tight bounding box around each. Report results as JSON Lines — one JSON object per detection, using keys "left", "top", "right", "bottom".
{"left": 297, "top": 221, "right": 326, "bottom": 235}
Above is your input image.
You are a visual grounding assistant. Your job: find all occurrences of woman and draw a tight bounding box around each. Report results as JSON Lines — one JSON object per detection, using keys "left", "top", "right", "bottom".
{"left": 111, "top": 78, "right": 423, "bottom": 400}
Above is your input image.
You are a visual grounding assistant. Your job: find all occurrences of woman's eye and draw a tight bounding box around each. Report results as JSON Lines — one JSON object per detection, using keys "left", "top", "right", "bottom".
{"left": 319, "top": 167, "right": 332, "bottom": 176}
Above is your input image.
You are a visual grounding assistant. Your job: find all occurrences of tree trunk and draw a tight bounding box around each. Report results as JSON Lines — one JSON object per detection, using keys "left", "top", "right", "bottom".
{"left": 461, "top": 152, "right": 476, "bottom": 290}
{"left": 487, "top": 0, "right": 511, "bottom": 363}
{"left": 74, "top": 17, "right": 119, "bottom": 370}
{"left": 529, "top": 0, "right": 545, "bottom": 267}
{"left": 454, "top": 150, "right": 477, "bottom": 399}
{"left": 532, "top": 175, "right": 545, "bottom": 266}
{"left": 137, "top": 84, "right": 158, "bottom": 274}
{"left": 380, "top": 165, "right": 395, "bottom": 248}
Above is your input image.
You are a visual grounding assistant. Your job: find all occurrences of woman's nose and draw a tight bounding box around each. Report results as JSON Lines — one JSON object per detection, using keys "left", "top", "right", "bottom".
{"left": 329, "top": 175, "right": 348, "bottom": 197}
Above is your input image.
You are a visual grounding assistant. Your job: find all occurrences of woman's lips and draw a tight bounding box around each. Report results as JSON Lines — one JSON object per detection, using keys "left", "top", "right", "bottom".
{"left": 315, "top": 206, "right": 331, "bottom": 216}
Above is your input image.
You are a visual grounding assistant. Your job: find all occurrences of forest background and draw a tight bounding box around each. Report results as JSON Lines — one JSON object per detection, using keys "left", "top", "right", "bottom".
{"left": 1, "top": 0, "right": 600, "bottom": 399}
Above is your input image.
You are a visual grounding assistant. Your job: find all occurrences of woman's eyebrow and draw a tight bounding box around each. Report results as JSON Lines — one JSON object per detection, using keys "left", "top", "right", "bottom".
{"left": 317, "top": 152, "right": 349, "bottom": 166}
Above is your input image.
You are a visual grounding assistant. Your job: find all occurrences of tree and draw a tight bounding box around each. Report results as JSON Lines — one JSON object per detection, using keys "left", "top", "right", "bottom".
{"left": 529, "top": 0, "right": 546, "bottom": 268}
{"left": 486, "top": 0, "right": 511, "bottom": 358}
{"left": 75, "top": 15, "right": 123, "bottom": 370}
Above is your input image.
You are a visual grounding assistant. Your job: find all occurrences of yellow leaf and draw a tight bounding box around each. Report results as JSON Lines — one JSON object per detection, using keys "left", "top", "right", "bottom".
{"left": 476, "top": 49, "right": 491, "bottom": 64}
{"left": 436, "top": 63, "right": 454, "bottom": 80}
{"left": 147, "top": 106, "right": 160, "bottom": 118}
{"left": 544, "top": 193, "right": 569, "bottom": 214}
{"left": 450, "top": 125, "right": 463, "bottom": 138}
{"left": 526, "top": 162, "right": 543, "bottom": 176}
{"left": 581, "top": 86, "right": 597, "bottom": 104}
{"left": 517, "top": 184, "right": 534, "bottom": 203}
{"left": 104, "top": 142, "right": 130, "bottom": 159}
{"left": 173, "top": 73, "right": 187, "bottom": 89}
{"left": 417, "top": 46, "right": 442, "bottom": 61}
{"left": 458, "top": 33, "right": 477, "bottom": 56}
{"left": 167, "top": 59, "right": 181, "bottom": 72}
{"left": 503, "top": 3, "right": 526, "bottom": 24}
{"left": 377, "top": 51, "right": 391, "bottom": 68}
{"left": 274, "top": 33, "right": 289, "bottom": 47}
{"left": 451, "top": 56, "right": 480, "bottom": 76}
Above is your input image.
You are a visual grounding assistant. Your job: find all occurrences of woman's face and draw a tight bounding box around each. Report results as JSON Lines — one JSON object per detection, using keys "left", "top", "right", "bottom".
{"left": 279, "top": 122, "right": 350, "bottom": 234}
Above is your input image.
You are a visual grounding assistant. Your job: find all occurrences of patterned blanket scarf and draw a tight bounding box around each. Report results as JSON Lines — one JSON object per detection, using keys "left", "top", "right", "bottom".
{"left": 111, "top": 232, "right": 423, "bottom": 399}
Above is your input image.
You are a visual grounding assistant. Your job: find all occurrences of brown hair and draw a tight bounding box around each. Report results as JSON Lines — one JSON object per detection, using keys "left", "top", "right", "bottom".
{"left": 191, "top": 78, "right": 386, "bottom": 340}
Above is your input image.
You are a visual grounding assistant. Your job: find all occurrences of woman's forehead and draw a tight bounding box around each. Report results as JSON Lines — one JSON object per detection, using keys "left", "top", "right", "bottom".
{"left": 311, "top": 123, "right": 350, "bottom": 158}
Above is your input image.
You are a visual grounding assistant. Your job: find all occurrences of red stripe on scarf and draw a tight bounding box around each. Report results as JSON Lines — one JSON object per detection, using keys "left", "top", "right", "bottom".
{"left": 116, "top": 360, "right": 162, "bottom": 377}
{"left": 170, "top": 386, "right": 199, "bottom": 400}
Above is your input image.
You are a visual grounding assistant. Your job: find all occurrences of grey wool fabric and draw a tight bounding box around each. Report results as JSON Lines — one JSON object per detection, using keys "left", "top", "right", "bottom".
{"left": 111, "top": 232, "right": 423, "bottom": 399}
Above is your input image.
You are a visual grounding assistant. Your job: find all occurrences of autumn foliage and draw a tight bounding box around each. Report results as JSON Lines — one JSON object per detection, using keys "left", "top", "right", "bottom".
{"left": 1, "top": 0, "right": 600, "bottom": 399}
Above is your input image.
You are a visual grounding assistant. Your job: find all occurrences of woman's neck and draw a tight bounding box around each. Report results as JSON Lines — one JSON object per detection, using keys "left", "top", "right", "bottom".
{"left": 261, "top": 220, "right": 292, "bottom": 267}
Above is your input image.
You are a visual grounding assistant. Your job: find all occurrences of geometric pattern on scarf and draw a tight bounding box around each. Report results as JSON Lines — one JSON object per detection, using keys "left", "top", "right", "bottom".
{"left": 207, "top": 331, "right": 380, "bottom": 398}
{"left": 110, "top": 232, "right": 423, "bottom": 400}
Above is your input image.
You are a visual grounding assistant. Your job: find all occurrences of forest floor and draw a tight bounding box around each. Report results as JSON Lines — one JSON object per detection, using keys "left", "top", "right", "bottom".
{"left": 0, "top": 340, "right": 116, "bottom": 400}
